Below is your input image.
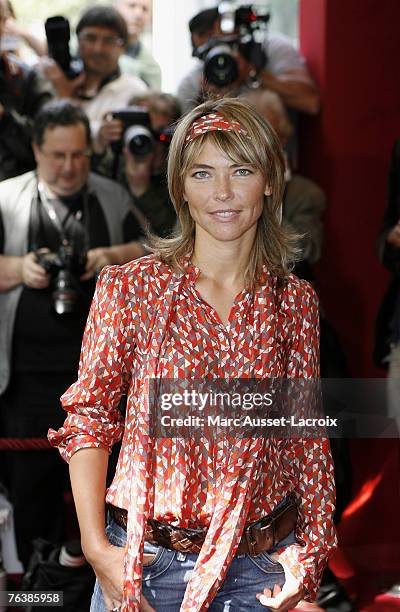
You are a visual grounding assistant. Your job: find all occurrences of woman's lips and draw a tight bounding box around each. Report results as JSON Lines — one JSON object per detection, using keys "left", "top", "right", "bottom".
{"left": 210, "top": 210, "right": 240, "bottom": 220}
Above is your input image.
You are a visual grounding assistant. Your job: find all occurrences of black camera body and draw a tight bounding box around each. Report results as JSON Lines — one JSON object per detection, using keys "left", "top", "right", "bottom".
{"left": 112, "top": 107, "right": 174, "bottom": 158}
{"left": 36, "top": 244, "right": 87, "bottom": 315}
{"left": 193, "top": 2, "right": 269, "bottom": 88}
{"left": 45, "top": 16, "right": 83, "bottom": 80}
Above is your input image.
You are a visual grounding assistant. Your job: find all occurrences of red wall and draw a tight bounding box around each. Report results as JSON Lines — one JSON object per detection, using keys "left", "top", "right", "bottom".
{"left": 299, "top": 0, "right": 400, "bottom": 376}
{"left": 298, "top": 1, "right": 400, "bottom": 583}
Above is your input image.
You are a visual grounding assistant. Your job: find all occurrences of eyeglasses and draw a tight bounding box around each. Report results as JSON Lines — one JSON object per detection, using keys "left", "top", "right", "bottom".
{"left": 40, "top": 149, "right": 92, "bottom": 165}
{"left": 78, "top": 32, "right": 124, "bottom": 48}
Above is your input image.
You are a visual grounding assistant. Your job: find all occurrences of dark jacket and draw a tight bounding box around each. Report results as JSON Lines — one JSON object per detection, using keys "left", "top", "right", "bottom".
{"left": 374, "top": 139, "right": 400, "bottom": 367}
{"left": 0, "top": 53, "right": 53, "bottom": 181}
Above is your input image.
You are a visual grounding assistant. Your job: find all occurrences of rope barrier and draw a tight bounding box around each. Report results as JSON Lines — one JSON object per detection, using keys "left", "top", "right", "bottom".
{"left": 0, "top": 438, "right": 52, "bottom": 451}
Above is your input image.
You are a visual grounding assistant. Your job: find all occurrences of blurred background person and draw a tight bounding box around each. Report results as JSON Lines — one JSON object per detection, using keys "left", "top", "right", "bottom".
{"left": 0, "top": 0, "right": 46, "bottom": 60}
{"left": 114, "top": 0, "right": 161, "bottom": 89}
{"left": 244, "top": 89, "right": 325, "bottom": 279}
{"left": 0, "top": 0, "right": 53, "bottom": 181}
{"left": 95, "top": 91, "right": 181, "bottom": 237}
{"left": 178, "top": 7, "right": 319, "bottom": 117}
{"left": 40, "top": 5, "right": 148, "bottom": 153}
{"left": 375, "top": 138, "right": 400, "bottom": 423}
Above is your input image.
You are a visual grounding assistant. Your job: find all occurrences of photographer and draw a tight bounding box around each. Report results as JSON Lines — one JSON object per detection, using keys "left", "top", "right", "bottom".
{"left": 96, "top": 92, "right": 180, "bottom": 237}
{"left": 0, "top": 99, "right": 146, "bottom": 567}
{"left": 40, "top": 5, "right": 147, "bottom": 153}
{"left": 177, "top": 6, "right": 319, "bottom": 117}
{"left": 0, "top": 0, "right": 53, "bottom": 181}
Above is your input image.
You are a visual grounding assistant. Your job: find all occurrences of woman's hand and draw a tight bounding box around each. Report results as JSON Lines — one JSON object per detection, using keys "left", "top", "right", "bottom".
{"left": 89, "top": 542, "right": 125, "bottom": 610}
{"left": 256, "top": 559, "right": 305, "bottom": 611}
{"left": 88, "top": 542, "right": 156, "bottom": 611}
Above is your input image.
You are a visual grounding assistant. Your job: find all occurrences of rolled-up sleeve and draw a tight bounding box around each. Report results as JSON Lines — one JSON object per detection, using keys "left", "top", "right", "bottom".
{"left": 48, "top": 265, "right": 135, "bottom": 462}
{"left": 278, "top": 280, "right": 337, "bottom": 601}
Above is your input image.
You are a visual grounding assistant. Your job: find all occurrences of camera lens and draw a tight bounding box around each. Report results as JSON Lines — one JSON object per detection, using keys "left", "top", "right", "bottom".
{"left": 52, "top": 270, "right": 80, "bottom": 315}
{"left": 204, "top": 44, "right": 239, "bottom": 87}
{"left": 124, "top": 125, "right": 154, "bottom": 158}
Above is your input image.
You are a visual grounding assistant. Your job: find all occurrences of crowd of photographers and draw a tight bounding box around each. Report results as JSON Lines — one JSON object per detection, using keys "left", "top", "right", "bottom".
{"left": 2, "top": 1, "right": 385, "bottom": 610}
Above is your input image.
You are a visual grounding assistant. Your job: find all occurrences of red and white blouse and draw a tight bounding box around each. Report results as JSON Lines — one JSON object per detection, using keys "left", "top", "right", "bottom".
{"left": 48, "top": 255, "right": 337, "bottom": 611}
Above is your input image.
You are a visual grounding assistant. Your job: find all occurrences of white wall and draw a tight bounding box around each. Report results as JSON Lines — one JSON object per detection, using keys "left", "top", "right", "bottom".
{"left": 152, "top": 0, "right": 214, "bottom": 94}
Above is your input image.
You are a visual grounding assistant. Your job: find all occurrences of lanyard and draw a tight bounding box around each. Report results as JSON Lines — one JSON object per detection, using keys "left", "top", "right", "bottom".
{"left": 34, "top": 181, "right": 89, "bottom": 251}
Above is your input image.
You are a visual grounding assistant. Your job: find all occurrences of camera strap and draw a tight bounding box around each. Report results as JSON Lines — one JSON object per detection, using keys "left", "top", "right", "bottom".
{"left": 30, "top": 180, "right": 90, "bottom": 253}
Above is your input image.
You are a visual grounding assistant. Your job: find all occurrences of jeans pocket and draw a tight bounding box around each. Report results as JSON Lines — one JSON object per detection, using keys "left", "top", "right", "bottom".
{"left": 142, "top": 541, "right": 164, "bottom": 568}
{"left": 142, "top": 546, "right": 176, "bottom": 580}
{"left": 248, "top": 551, "right": 285, "bottom": 574}
{"left": 247, "top": 528, "right": 296, "bottom": 574}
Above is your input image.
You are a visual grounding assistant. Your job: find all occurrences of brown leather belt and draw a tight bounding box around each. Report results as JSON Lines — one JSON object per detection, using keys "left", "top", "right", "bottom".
{"left": 108, "top": 495, "right": 297, "bottom": 557}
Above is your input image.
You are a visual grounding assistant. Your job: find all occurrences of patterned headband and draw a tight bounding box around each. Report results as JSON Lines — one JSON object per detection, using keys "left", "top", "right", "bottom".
{"left": 184, "top": 111, "right": 248, "bottom": 146}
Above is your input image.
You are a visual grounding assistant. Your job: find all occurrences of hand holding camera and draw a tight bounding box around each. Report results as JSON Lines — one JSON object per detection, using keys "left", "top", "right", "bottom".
{"left": 80, "top": 247, "right": 115, "bottom": 281}
{"left": 98, "top": 113, "right": 125, "bottom": 151}
{"left": 22, "top": 250, "right": 51, "bottom": 289}
{"left": 40, "top": 57, "right": 85, "bottom": 99}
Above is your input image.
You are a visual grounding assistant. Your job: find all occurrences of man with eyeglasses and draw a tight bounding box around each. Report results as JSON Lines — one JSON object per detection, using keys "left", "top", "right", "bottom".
{"left": 0, "top": 0, "right": 53, "bottom": 181}
{"left": 41, "top": 5, "right": 147, "bottom": 153}
{"left": 0, "top": 99, "right": 146, "bottom": 568}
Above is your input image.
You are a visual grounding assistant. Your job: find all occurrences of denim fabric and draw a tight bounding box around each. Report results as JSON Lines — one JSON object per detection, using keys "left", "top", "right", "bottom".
{"left": 90, "top": 514, "right": 295, "bottom": 612}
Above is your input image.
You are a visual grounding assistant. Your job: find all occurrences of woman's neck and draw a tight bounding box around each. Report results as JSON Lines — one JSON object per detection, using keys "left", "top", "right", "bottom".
{"left": 192, "top": 240, "right": 251, "bottom": 287}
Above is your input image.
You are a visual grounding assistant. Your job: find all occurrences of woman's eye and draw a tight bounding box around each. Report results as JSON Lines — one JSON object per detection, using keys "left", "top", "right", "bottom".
{"left": 192, "top": 171, "right": 209, "bottom": 179}
{"left": 235, "top": 168, "right": 252, "bottom": 176}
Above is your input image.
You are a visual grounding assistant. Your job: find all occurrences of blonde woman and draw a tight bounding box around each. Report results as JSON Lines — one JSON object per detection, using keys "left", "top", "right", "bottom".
{"left": 49, "top": 98, "right": 336, "bottom": 612}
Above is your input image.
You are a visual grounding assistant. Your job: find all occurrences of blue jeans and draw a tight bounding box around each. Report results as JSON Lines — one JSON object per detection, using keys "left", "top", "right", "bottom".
{"left": 90, "top": 519, "right": 295, "bottom": 612}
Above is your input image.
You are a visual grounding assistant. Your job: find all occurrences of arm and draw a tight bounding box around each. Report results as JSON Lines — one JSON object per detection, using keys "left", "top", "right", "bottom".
{"left": 257, "top": 34, "right": 320, "bottom": 115}
{"left": 48, "top": 266, "right": 134, "bottom": 606}
{"left": 69, "top": 447, "right": 126, "bottom": 610}
{"left": 258, "top": 68, "right": 320, "bottom": 115}
{"left": 0, "top": 253, "right": 50, "bottom": 292}
{"left": 81, "top": 242, "right": 146, "bottom": 281}
{"left": 259, "top": 282, "right": 337, "bottom": 609}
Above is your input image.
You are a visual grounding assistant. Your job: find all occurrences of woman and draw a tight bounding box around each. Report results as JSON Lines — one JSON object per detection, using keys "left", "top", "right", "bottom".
{"left": 49, "top": 98, "right": 337, "bottom": 612}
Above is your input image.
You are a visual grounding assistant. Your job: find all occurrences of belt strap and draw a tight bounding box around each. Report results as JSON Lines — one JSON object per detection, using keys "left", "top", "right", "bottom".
{"left": 108, "top": 495, "right": 297, "bottom": 557}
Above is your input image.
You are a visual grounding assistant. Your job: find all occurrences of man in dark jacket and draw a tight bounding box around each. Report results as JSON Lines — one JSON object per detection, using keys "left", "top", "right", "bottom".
{"left": 376, "top": 139, "right": 400, "bottom": 420}
{"left": 0, "top": 99, "right": 145, "bottom": 567}
{"left": 0, "top": 0, "right": 53, "bottom": 180}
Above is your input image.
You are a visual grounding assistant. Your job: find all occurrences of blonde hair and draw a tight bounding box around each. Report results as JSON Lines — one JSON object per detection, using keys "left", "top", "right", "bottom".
{"left": 149, "top": 97, "right": 299, "bottom": 287}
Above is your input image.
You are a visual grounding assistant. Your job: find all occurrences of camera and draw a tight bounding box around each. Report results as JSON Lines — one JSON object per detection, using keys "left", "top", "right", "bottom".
{"left": 112, "top": 106, "right": 174, "bottom": 158}
{"left": 36, "top": 243, "right": 87, "bottom": 315}
{"left": 193, "top": 2, "right": 270, "bottom": 88}
{"left": 45, "top": 16, "right": 83, "bottom": 79}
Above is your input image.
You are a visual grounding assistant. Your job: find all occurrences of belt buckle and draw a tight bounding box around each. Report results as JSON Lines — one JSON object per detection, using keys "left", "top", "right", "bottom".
{"left": 171, "top": 533, "right": 194, "bottom": 553}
